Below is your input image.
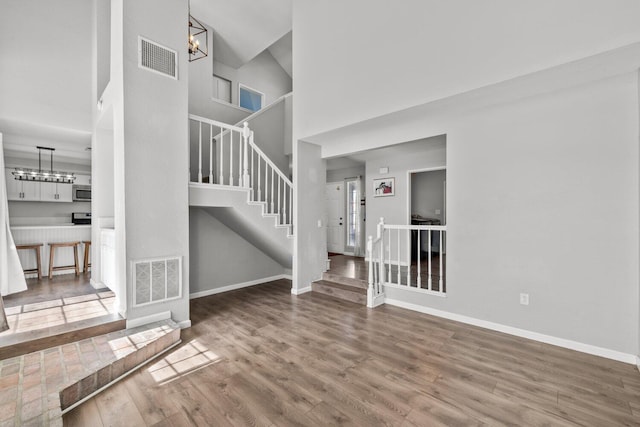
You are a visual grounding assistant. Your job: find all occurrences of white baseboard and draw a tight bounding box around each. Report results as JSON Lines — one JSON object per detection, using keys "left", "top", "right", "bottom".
{"left": 177, "top": 319, "right": 192, "bottom": 329}
{"left": 291, "top": 286, "right": 311, "bottom": 295}
{"left": 282, "top": 274, "right": 292, "bottom": 280}
{"left": 384, "top": 298, "right": 637, "bottom": 365}
{"left": 637, "top": 356, "right": 640, "bottom": 373}
{"left": 189, "top": 274, "right": 290, "bottom": 299}
{"left": 90, "top": 278, "right": 108, "bottom": 290}
{"left": 126, "top": 311, "right": 171, "bottom": 329}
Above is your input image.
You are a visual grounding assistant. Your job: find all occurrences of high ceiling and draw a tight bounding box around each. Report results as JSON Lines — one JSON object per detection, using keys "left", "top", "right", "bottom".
{"left": 190, "top": 0, "right": 292, "bottom": 69}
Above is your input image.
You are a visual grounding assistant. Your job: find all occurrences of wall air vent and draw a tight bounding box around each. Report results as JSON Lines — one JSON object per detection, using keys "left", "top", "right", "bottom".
{"left": 133, "top": 256, "right": 182, "bottom": 307}
{"left": 138, "top": 36, "right": 178, "bottom": 79}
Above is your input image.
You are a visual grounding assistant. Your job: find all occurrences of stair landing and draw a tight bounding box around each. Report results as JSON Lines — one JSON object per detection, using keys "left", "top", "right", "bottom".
{"left": 0, "top": 320, "right": 181, "bottom": 426}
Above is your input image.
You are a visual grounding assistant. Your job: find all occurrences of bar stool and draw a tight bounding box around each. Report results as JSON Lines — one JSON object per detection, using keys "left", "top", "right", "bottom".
{"left": 83, "top": 241, "right": 91, "bottom": 273}
{"left": 48, "top": 242, "right": 80, "bottom": 279}
{"left": 16, "top": 243, "right": 43, "bottom": 280}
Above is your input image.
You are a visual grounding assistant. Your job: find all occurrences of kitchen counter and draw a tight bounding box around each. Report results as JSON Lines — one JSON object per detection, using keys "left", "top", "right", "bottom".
{"left": 11, "top": 225, "right": 92, "bottom": 278}
{"left": 11, "top": 224, "right": 91, "bottom": 230}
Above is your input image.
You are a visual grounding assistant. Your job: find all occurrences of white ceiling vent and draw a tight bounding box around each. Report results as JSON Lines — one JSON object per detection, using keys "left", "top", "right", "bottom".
{"left": 138, "top": 36, "right": 178, "bottom": 80}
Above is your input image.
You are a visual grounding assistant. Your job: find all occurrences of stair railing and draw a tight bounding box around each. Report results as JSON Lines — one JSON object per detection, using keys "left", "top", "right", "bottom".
{"left": 367, "top": 217, "right": 447, "bottom": 307}
{"left": 188, "top": 114, "right": 293, "bottom": 231}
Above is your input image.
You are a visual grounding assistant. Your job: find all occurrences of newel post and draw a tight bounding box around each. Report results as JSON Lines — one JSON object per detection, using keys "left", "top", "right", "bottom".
{"left": 242, "top": 122, "right": 250, "bottom": 187}
{"left": 367, "top": 236, "right": 374, "bottom": 307}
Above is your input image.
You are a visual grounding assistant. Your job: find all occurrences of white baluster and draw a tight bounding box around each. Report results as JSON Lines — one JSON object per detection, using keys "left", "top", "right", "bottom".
{"left": 385, "top": 228, "right": 391, "bottom": 282}
{"left": 270, "top": 168, "right": 275, "bottom": 213}
{"left": 238, "top": 129, "right": 242, "bottom": 186}
{"left": 242, "top": 123, "right": 250, "bottom": 188}
{"left": 282, "top": 182, "right": 287, "bottom": 225}
{"left": 417, "top": 229, "right": 421, "bottom": 289}
{"left": 219, "top": 127, "right": 223, "bottom": 185}
{"left": 229, "top": 130, "right": 234, "bottom": 186}
{"left": 264, "top": 160, "right": 268, "bottom": 207}
{"left": 439, "top": 230, "right": 444, "bottom": 292}
{"left": 428, "top": 230, "right": 432, "bottom": 291}
{"left": 208, "top": 124, "right": 213, "bottom": 184}
{"left": 406, "top": 230, "right": 411, "bottom": 287}
{"left": 367, "top": 236, "right": 374, "bottom": 307}
{"left": 396, "top": 229, "right": 401, "bottom": 284}
{"left": 277, "top": 176, "right": 281, "bottom": 223}
{"left": 258, "top": 157, "right": 262, "bottom": 201}
{"left": 289, "top": 186, "right": 292, "bottom": 227}
{"left": 250, "top": 146, "right": 254, "bottom": 201}
{"left": 198, "top": 122, "right": 202, "bottom": 183}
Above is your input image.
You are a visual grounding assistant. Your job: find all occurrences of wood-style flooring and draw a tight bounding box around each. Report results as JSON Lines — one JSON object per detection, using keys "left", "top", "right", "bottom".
{"left": 65, "top": 279, "right": 640, "bottom": 426}
{"left": 329, "top": 254, "right": 446, "bottom": 291}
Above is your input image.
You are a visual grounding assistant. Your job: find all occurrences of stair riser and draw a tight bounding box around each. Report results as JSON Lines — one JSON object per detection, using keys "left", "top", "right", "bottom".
{"left": 311, "top": 283, "right": 367, "bottom": 305}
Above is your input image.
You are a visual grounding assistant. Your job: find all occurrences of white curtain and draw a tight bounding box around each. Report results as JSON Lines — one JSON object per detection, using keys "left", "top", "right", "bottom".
{"left": 0, "top": 134, "right": 27, "bottom": 297}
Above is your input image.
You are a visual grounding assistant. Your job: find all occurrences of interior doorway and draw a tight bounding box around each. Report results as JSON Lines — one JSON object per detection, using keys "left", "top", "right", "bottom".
{"left": 409, "top": 167, "right": 447, "bottom": 257}
{"left": 325, "top": 182, "right": 344, "bottom": 254}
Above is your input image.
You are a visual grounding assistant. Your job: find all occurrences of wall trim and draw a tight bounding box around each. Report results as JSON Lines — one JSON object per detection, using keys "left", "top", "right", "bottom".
{"left": 90, "top": 278, "right": 108, "bottom": 290}
{"left": 291, "top": 286, "right": 312, "bottom": 295}
{"left": 177, "top": 320, "right": 192, "bottom": 329}
{"left": 189, "top": 274, "right": 290, "bottom": 299}
{"left": 636, "top": 355, "right": 640, "bottom": 373}
{"left": 384, "top": 298, "right": 637, "bottom": 365}
{"left": 126, "top": 311, "right": 171, "bottom": 329}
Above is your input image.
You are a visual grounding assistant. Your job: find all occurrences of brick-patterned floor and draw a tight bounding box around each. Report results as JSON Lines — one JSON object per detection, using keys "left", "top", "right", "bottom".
{"left": 0, "top": 321, "right": 180, "bottom": 426}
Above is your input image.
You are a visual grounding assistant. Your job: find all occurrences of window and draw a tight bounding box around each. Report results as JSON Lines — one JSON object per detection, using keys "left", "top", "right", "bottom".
{"left": 239, "top": 84, "right": 264, "bottom": 112}
{"left": 212, "top": 75, "right": 231, "bottom": 103}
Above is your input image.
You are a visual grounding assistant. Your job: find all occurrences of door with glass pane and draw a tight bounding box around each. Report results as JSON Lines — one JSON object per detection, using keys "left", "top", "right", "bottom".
{"left": 345, "top": 178, "right": 360, "bottom": 255}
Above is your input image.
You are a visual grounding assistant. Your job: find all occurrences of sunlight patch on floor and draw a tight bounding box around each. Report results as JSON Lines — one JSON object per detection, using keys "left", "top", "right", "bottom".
{"left": 147, "top": 339, "right": 221, "bottom": 385}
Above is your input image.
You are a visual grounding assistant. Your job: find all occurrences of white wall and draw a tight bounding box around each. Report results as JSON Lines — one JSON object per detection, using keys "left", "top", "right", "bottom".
{"left": 114, "top": 0, "right": 190, "bottom": 325}
{"left": 188, "top": 27, "right": 292, "bottom": 124}
{"left": 293, "top": 141, "right": 326, "bottom": 292}
{"left": 365, "top": 74, "right": 638, "bottom": 357}
{"left": 189, "top": 208, "right": 286, "bottom": 294}
{"left": 0, "top": 0, "right": 92, "bottom": 132}
{"left": 293, "top": 0, "right": 640, "bottom": 141}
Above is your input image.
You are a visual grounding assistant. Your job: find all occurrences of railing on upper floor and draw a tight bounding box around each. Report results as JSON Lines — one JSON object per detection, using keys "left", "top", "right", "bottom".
{"left": 188, "top": 114, "right": 293, "bottom": 231}
{"left": 367, "top": 217, "right": 447, "bottom": 307}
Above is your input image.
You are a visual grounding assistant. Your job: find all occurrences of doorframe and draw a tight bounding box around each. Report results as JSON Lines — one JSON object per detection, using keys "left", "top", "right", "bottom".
{"left": 343, "top": 177, "right": 361, "bottom": 256}
{"left": 406, "top": 166, "right": 447, "bottom": 264}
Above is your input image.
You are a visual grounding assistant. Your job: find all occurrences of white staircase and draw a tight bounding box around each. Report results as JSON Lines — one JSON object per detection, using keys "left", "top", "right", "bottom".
{"left": 188, "top": 115, "right": 293, "bottom": 268}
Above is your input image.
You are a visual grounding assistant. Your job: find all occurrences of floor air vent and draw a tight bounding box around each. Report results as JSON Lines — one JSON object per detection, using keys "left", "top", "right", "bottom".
{"left": 133, "top": 256, "right": 182, "bottom": 307}
{"left": 138, "top": 36, "right": 177, "bottom": 79}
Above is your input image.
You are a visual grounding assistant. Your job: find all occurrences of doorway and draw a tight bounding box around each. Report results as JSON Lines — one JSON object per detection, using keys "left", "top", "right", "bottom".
{"left": 325, "top": 182, "right": 344, "bottom": 254}
{"left": 409, "top": 167, "right": 447, "bottom": 257}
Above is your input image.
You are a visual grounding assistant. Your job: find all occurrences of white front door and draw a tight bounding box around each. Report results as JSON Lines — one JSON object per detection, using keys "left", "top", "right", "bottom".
{"left": 325, "top": 182, "right": 345, "bottom": 253}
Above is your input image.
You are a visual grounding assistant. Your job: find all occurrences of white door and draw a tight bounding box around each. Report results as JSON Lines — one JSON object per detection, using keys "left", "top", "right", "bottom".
{"left": 325, "top": 182, "right": 345, "bottom": 254}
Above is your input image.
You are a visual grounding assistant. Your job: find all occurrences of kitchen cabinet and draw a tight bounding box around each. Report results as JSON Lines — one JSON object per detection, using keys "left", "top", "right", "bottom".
{"left": 40, "top": 182, "right": 73, "bottom": 202}
{"left": 5, "top": 168, "right": 75, "bottom": 202}
{"left": 5, "top": 169, "right": 40, "bottom": 201}
{"left": 74, "top": 174, "right": 91, "bottom": 186}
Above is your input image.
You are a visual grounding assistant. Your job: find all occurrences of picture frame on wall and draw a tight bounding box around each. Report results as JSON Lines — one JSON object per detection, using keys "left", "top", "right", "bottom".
{"left": 373, "top": 177, "right": 395, "bottom": 197}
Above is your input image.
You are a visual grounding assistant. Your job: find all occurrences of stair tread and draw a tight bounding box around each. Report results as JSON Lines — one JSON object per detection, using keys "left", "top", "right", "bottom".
{"left": 321, "top": 272, "right": 368, "bottom": 290}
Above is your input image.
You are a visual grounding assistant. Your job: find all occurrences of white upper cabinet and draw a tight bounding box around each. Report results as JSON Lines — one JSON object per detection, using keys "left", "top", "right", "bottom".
{"left": 5, "top": 168, "right": 77, "bottom": 202}
{"left": 74, "top": 174, "right": 91, "bottom": 186}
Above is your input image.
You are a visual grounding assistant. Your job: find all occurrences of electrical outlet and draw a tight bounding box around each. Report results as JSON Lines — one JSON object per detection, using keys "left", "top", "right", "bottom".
{"left": 520, "top": 293, "right": 529, "bottom": 305}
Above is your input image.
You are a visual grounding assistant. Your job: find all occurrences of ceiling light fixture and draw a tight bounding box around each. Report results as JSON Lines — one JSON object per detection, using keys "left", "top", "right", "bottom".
{"left": 12, "top": 146, "right": 76, "bottom": 184}
{"left": 188, "top": 4, "right": 208, "bottom": 62}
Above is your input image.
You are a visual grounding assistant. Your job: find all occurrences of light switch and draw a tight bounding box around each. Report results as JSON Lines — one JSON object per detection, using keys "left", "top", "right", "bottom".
{"left": 379, "top": 167, "right": 389, "bottom": 174}
{"left": 317, "top": 219, "right": 322, "bottom": 228}
{"left": 435, "top": 209, "right": 441, "bottom": 214}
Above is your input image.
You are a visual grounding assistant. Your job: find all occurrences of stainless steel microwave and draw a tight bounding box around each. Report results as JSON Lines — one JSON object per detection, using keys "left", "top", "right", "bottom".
{"left": 72, "top": 185, "right": 91, "bottom": 201}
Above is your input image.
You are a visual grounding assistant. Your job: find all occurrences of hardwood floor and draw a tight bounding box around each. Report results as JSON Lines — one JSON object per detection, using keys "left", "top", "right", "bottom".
{"left": 329, "top": 254, "right": 446, "bottom": 291}
{"left": 64, "top": 279, "right": 640, "bottom": 426}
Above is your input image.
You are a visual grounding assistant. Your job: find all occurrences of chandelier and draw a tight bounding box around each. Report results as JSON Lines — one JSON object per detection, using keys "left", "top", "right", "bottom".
{"left": 11, "top": 146, "right": 76, "bottom": 184}
{"left": 188, "top": 11, "right": 208, "bottom": 62}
